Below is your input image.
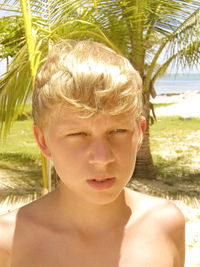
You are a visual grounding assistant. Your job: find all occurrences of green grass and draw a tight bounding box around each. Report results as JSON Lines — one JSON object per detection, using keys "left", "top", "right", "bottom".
{"left": 150, "top": 116, "right": 200, "bottom": 182}
{"left": 0, "top": 119, "right": 40, "bottom": 163}
{"left": 128, "top": 116, "right": 200, "bottom": 203}
{"left": 0, "top": 104, "right": 38, "bottom": 160}
{"left": 153, "top": 102, "right": 177, "bottom": 108}
{"left": 0, "top": 117, "right": 42, "bottom": 203}
{"left": 151, "top": 116, "right": 200, "bottom": 132}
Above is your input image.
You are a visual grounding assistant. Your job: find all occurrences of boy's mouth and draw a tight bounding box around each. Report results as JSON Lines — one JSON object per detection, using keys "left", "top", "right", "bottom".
{"left": 92, "top": 178, "right": 110, "bottom": 182}
{"left": 87, "top": 176, "right": 115, "bottom": 190}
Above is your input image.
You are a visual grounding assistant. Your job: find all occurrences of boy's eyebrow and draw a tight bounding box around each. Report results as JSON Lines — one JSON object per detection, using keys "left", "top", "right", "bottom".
{"left": 56, "top": 122, "right": 84, "bottom": 131}
{"left": 55, "top": 113, "right": 136, "bottom": 130}
{"left": 57, "top": 120, "right": 135, "bottom": 132}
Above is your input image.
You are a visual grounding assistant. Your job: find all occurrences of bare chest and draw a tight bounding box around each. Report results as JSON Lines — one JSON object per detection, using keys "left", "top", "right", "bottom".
{"left": 10, "top": 226, "right": 174, "bottom": 267}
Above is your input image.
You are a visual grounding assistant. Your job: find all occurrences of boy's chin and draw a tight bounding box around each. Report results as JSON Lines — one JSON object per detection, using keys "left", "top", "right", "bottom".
{"left": 82, "top": 189, "right": 124, "bottom": 206}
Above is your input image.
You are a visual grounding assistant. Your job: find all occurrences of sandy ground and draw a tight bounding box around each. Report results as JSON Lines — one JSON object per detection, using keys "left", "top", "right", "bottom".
{"left": 153, "top": 91, "right": 200, "bottom": 266}
{"left": 0, "top": 91, "right": 200, "bottom": 266}
{"left": 151, "top": 90, "right": 200, "bottom": 118}
{"left": 174, "top": 200, "right": 200, "bottom": 267}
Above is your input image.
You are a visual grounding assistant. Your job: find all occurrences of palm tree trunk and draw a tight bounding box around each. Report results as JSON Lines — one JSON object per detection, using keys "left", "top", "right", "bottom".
{"left": 133, "top": 91, "right": 156, "bottom": 179}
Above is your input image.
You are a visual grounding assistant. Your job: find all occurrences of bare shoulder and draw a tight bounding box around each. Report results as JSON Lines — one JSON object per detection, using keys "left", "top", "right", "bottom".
{"left": 126, "top": 188, "right": 185, "bottom": 228}
{"left": 141, "top": 193, "right": 185, "bottom": 228}
{"left": 0, "top": 209, "right": 18, "bottom": 267}
{"left": 126, "top": 188, "right": 185, "bottom": 266}
{"left": 145, "top": 194, "right": 185, "bottom": 238}
{"left": 0, "top": 192, "right": 56, "bottom": 267}
{"left": 143, "top": 194, "right": 185, "bottom": 266}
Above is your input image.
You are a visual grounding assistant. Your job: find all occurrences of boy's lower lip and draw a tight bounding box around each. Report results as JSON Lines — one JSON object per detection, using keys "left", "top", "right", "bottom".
{"left": 87, "top": 177, "right": 115, "bottom": 190}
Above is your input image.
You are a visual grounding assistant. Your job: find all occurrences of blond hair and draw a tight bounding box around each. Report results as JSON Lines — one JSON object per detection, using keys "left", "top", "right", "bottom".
{"left": 32, "top": 39, "right": 143, "bottom": 129}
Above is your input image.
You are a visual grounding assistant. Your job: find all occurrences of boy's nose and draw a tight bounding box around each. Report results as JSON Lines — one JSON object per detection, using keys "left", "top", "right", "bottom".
{"left": 88, "top": 138, "right": 115, "bottom": 165}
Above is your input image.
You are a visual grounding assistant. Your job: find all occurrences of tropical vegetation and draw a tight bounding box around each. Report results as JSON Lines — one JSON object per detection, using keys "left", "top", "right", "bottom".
{"left": 0, "top": 0, "right": 200, "bottom": 187}
{"left": 0, "top": 16, "right": 25, "bottom": 71}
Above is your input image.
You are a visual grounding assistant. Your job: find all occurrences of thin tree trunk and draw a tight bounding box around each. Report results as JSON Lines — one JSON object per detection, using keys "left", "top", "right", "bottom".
{"left": 6, "top": 56, "right": 9, "bottom": 72}
{"left": 133, "top": 91, "right": 156, "bottom": 179}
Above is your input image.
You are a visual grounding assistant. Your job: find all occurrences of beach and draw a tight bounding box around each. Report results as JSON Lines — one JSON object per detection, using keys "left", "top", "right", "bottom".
{"left": 152, "top": 90, "right": 200, "bottom": 118}
{"left": 153, "top": 90, "right": 200, "bottom": 267}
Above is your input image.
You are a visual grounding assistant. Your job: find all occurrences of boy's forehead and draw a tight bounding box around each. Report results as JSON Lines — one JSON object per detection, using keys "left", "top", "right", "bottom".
{"left": 50, "top": 108, "right": 136, "bottom": 128}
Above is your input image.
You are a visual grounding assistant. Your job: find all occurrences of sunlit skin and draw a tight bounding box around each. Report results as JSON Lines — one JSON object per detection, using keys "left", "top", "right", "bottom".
{"left": 0, "top": 109, "right": 185, "bottom": 267}
{"left": 30, "top": 110, "right": 146, "bottom": 236}
{"left": 35, "top": 110, "right": 144, "bottom": 207}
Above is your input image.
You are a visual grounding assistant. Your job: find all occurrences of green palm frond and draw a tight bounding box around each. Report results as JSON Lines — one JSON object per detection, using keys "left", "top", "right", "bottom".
{"left": 144, "top": 4, "right": 200, "bottom": 91}
{"left": 0, "top": 0, "right": 93, "bottom": 138}
{"left": 153, "top": 37, "right": 200, "bottom": 84}
{"left": 80, "top": 0, "right": 200, "bottom": 77}
{"left": 0, "top": 47, "right": 32, "bottom": 138}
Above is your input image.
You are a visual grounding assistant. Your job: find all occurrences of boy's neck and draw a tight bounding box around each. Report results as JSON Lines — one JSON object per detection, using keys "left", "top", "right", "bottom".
{"left": 51, "top": 184, "right": 132, "bottom": 235}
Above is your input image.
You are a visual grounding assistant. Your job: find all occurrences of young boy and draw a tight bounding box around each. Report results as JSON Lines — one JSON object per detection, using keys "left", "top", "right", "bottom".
{"left": 0, "top": 40, "right": 185, "bottom": 267}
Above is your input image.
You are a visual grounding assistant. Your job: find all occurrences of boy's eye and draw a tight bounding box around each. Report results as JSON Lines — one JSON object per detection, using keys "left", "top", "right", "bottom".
{"left": 111, "top": 129, "right": 127, "bottom": 134}
{"left": 68, "top": 132, "right": 87, "bottom": 137}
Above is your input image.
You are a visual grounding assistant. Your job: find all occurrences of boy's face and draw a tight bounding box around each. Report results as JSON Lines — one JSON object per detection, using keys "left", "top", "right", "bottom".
{"left": 34, "top": 109, "right": 145, "bottom": 205}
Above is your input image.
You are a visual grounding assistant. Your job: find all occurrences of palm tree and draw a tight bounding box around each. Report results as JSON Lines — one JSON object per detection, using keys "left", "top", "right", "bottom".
{"left": 0, "top": 0, "right": 200, "bottom": 184}
{"left": 0, "top": 0, "right": 120, "bottom": 193}
{"left": 83, "top": 0, "right": 200, "bottom": 178}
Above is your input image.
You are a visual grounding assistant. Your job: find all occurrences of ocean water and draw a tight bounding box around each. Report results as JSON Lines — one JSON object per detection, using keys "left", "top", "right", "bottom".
{"left": 154, "top": 73, "right": 200, "bottom": 95}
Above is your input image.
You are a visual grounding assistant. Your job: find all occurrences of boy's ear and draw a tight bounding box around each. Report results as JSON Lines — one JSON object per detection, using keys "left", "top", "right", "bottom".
{"left": 33, "top": 125, "right": 51, "bottom": 158}
{"left": 140, "top": 116, "right": 146, "bottom": 135}
{"left": 137, "top": 116, "right": 146, "bottom": 152}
